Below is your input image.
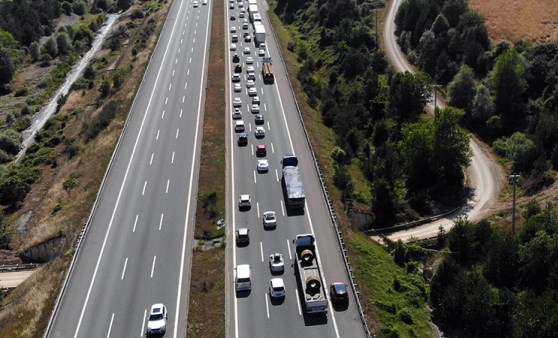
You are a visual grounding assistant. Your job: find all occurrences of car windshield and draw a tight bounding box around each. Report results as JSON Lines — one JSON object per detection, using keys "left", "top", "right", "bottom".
{"left": 273, "top": 256, "right": 281, "bottom": 263}
{"left": 149, "top": 313, "right": 164, "bottom": 321}
{"left": 333, "top": 284, "right": 347, "bottom": 294}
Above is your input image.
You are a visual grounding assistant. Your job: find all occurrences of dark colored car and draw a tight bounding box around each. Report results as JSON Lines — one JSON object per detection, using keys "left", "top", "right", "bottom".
{"left": 256, "top": 144, "right": 266, "bottom": 157}
{"left": 238, "top": 133, "right": 248, "bottom": 146}
{"left": 255, "top": 114, "right": 264, "bottom": 125}
{"left": 234, "top": 64, "right": 242, "bottom": 73}
{"left": 232, "top": 54, "right": 240, "bottom": 63}
{"left": 330, "top": 282, "right": 349, "bottom": 304}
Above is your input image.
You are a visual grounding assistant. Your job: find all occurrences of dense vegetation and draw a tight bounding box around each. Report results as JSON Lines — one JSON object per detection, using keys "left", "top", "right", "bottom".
{"left": 275, "top": 0, "right": 471, "bottom": 226}
{"left": 396, "top": 0, "right": 557, "bottom": 193}
{"left": 432, "top": 202, "right": 558, "bottom": 336}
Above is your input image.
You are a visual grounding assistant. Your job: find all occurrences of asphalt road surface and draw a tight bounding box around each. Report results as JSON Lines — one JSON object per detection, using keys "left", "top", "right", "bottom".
{"left": 381, "top": 0, "right": 501, "bottom": 242}
{"left": 46, "top": 0, "right": 211, "bottom": 336}
{"left": 224, "top": 1, "right": 366, "bottom": 337}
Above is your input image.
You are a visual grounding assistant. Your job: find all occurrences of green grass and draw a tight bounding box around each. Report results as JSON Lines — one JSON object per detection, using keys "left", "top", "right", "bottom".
{"left": 349, "top": 231, "right": 432, "bottom": 337}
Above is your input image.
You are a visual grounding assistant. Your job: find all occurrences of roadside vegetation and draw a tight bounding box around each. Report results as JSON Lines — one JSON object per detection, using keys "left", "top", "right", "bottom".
{"left": 186, "top": 0, "right": 226, "bottom": 335}
{"left": 0, "top": 0, "right": 172, "bottom": 335}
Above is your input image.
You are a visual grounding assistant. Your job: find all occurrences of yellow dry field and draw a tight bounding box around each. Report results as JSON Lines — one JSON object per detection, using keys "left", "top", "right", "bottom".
{"left": 470, "top": 0, "right": 558, "bottom": 43}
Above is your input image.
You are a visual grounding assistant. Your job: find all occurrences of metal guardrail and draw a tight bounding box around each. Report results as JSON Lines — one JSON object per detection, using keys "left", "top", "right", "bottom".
{"left": 0, "top": 263, "right": 39, "bottom": 272}
{"left": 265, "top": 10, "right": 373, "bottom": 338}
{"left": 368, "top": 207, "right": 460, "bottom": 235}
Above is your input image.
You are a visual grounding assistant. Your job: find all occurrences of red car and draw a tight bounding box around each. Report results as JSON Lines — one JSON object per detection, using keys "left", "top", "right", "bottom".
{"left": 256, "top": 144, "right": 266, "bottom": 157}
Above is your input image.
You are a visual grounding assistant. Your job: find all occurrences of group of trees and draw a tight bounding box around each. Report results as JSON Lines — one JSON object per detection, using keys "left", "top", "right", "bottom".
{"left": 276, "top": 0, "right": 472, "bottom": 225}
{"left": 432, "top": 203, "right": 558, "bottom": 336}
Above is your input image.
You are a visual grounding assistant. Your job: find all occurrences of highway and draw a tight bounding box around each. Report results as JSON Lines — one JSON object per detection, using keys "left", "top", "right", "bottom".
{"left": 46, "top": 0, "right": 211, "bottom": 336}
{"left": 381, "top": 0, "right": 502, "bottom": 242}
{"left": 225, "top": 0, "right": 366, "bottom": 337}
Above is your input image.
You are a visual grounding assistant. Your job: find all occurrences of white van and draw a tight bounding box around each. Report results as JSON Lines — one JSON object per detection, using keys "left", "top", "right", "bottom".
{"left": 236, "top": 264, "right": 251, "bottom": 291}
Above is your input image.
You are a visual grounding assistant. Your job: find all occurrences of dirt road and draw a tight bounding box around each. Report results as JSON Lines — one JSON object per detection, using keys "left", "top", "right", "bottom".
{"left": 0, "top": 271, "right": 36, "bottom": 288}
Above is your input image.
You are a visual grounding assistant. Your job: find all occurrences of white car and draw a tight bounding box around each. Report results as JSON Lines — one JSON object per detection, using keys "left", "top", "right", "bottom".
{"left": 246, "top": 65, "right": 255, "bottom": 73}
{"left": 259, "top": 42, "right": 266, "bottom": 50}
{"left": 239, "top": 11, "right": 245, "bottom": 18}
{"left": 202, "top": 0, "right": 207, "bottom": 4}
{"left": 230, "top": 26, "right": 237, "bottom": 33}
{"left": 243, "top": 47, "right": 251, "bottom": 55}
{"left": 248, "top": 87, "right": 257, "bottom": 96}
{"left": 231, "top": 73, "right": 241, "bottom": 82}
{"left": 244, "top": 34, "right": 251, "bottom": 42}
{"left": 232, "top": 108, "right": 242, "bottom": 119}
{"left": 269, "top": 253, "right": 284, "bottom": 273}
{"left": 234, "top": 83, "right": 241, "bottom": 92}
{"left": 232, "top": 34, "right": 238, "bottom": 42}
{"left": 257, "top": 159, "right": 269, "bottom": 172}
{"left": 238, "top": 194, "right": 251, "bottom": 208}
{"left": 242, "top": 22, "right": 249, "bottom": 29}
{"left": 269, "top": 278, "right": 286, "bottom": 298}
{"left": 246, "top": 56, "right": 254, "bottom": 64}
{"left": 247, "top": 72, "right": 256, "bottom": 80}
{"left": 233, "top": 97, "right": 242, "bottom": 107}
{"left": 229, "top": 43, "right": 237, "bottom": 51}
{"left": 193, "top": 0, "right": 199, "bottom": 7}
{"left": 246, "top": 79, "right": 255, "bottom": 88}
{"left": 262, "top": 211, "right": 276, "bottom": 228}
{"left": 258, "top": 49, "right": 265, "bottom": 56}
{"left": 251, "top": 104, "right": 260, "bottom": 113}
{"left": 146, "top": 303, "right": 167, "bottom": 335}
{"left": 254, "top": 126, "right": 265, "bottom": 138}
{"left": 236, "top": 228, "right": 249, "bottom": 244}
{"left": 235, "top": 120, "right": 245, "bottom": 132}
{"left": 252, "top": 96, "right": 260, "bottom": 104}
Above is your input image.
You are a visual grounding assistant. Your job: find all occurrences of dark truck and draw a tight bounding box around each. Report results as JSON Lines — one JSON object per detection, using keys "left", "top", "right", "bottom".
{"left": 262, "top": 57, "right": 274, "bottom": 84}
{"left": 282, "top": 155, "right": 305, "bottom": 209}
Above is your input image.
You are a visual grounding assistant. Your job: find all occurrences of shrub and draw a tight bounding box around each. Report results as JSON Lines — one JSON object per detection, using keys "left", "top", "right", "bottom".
{"left": 83, "top": 100, "right": 118, "bottom": 140}
{"left": 14, "top": 88, "right": 29, "bottom": 97}
{"left": 0, "top": 129, "right": 22, "bottom": 155}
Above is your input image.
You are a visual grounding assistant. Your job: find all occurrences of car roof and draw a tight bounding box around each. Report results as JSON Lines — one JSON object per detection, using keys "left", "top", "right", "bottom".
{"left": 150, "top": 303, "right": 165, "bottom": 313}
{"left": 270, "top": 278, "right": 284, "bottom": 287}
{"left": 332, "top": 282, "right": 347, "bottom": 293}
{"left": 240, "top": 194, "right": 249, "bottom": 198}
{"left": 257, "top": 144, "right": 265, "bottom": 149}
{"left": 238, "top": 228, "right": 248, "bottom": 235}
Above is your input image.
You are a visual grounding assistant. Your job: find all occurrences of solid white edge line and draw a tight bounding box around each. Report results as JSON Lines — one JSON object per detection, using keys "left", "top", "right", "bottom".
{"left": 140, "top": 309, "right": 147, "bottom": 338}
{"left": 107, "top": 313, "right": 114, "bottom": 338}
{"left": 120, "top": 257, "right": 128, "bottom": 280}
{"left": 173, "top": 1, "right": 212, "bottom": 335}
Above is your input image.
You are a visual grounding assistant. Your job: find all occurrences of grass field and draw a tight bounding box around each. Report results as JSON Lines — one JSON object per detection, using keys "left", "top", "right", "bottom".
{"left": 470, "top": 0, "right": 558, "bottom": 43}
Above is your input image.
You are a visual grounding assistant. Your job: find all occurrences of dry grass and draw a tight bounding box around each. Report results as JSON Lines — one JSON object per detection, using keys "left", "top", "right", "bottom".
{"left": 470, "top": 0, "right": 558, "bottom": 43}
{"left": 0, "top": 2, "right": 172, "bottom": 336}
{"left": 186, "top": 0, "right": 226, "bottom": 334}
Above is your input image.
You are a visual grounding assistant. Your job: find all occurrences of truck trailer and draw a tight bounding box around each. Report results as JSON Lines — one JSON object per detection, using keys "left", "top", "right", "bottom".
{"left": 281, "top": 155, "right": 305, "bottom": 209}
{"left": 294, "top": 234, "right": 328, "bottom": 314}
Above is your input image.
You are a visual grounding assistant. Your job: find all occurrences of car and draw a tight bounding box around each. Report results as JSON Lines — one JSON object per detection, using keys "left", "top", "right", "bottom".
{"left": 259, "top": 42, "right": 266, "bottom": 50}
{"left": 251, "top": 104, "right": 260, "bottom": 113}
{"left": 255, "top": 114, "right": 264, "bottom": 125}
{"left": 258, "top": 49, "right": 265, "bottom": 56}
{"left": 269, "top": 253, "right": 284, "bottom": 273}
{"left": 230, "top": 26, "right": 237, "bottom": 33}
{"left": 330, "top": 282, "right": 349, "bottom": 304}
{"left": 232, "top": 108, "right": 242, "bottom": 119}
{"left": 262, "top": 211, "right": 276, "bottom": 228}
{"left": 243, "top": 32, "right": 251, "bottom": 42}
{"left": 229, "top": 43, "right": 237, "bottom": 51}
{"left": 248, "top": 87, "right": 258, "bottom": 96}
{"left": 269, "top": 278, "right": 286, "bottom": 298}
{"left": 232, "top": 54, "right": 240, "bottom": 63}
{"left": 254, "top": 126, "right": 265, "bottom": 138}
{"left": 231, "top": 73, "right": 241, "bottom": 82}
{"left": 235, "top": 120, "right": 245, "bottom": 132}
{"left": 233, "top": 97, "right": 242, "bottom": 107}
{"left": 232, "top": 34, "right": 238, "bottom": 42}
{"left": 238, "top": 194, "right": 251, "bottom": 208}
{"left": 236, "top": 228, "right": 249, "bottom": 244}
{"left": 238, "top": 133, "right": 248, "bottom": 146}
{"left": 242, "top": 22, "right": 249, "bottom": 29}
{"left": 243, "top": 47, "right": 251, "bottom": 55}
{"left": 230, "top": 15, "right": 236, "bottom": 20}
{"left": 202, "top": 0, "right": 207, "bottom": 4}
{"left": 257, "top": 159, "right": 269, "bottom": 172}
{"left": 238, "top": 2, "right": 243, "bottom": 7}
{"left": 229, "top": 3, "right": 234, "bottom": 9}
{"left": 256, "top": 144, "right": 266, "bottom": 157}
{"left": 252, "top": 96, "right": 260, "bottom": 104}
{"left": 246, "top": 65, "right": 255, "bottom": 73}
{"left": 247, "top": 72, "right": 256, "bottom": 80}
{"left": 146, "top": 303, "right": 167, "bottom": 335}
{"left": 246, "top": 56, "right": 254, "bottom": 64}
{"left": 234, "top": 83, "right": 241, "bottom": 92}
{"left": 246, "top": 79, "right": 255, "bottom": 88}
{"left": 234, "top": 64, "right": 242, "bottom": 73}
{"left": 193, "top": 1, "right": 199, "bottom": 7}
{"left": 239, "top": 11, "right": 245, "bottom": 18}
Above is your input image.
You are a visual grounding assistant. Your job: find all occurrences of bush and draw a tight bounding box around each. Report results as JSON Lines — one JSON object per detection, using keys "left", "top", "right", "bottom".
{"left": 83, "top": 100, "right": 118, "bottom": 140}
{"left": 0, "top": 149, "right": 13, "bottom": 164}
{"left": 0, "top": 129, "right": 22, "bottom": 155}
{"left": 14, "top": 88, "right": 29, "bottom": 97}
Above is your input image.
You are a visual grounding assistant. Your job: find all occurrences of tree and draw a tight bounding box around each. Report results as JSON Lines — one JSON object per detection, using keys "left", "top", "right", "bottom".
{"left": 388, "top": 71, "right": 430, "bottom": 124}
{"left": 493, "top": 132, "right": 537, "bottom": 172}
{"left": 518, "top": 231, "right": 554, "bottom": 292}
{"left": 484, "top": 230, "right": 519, "bottom": 288}
{"left": 0, "top": 49, "right": 15, "bottom": 87}
{"left": 56, "top": 32, "right": 71, "bottom": 55}
{"left": 72, "top": 1, "right": 87, "bottom": 15}
{"left": 448, "top": 65, "right": 476, "bottom": 114}
{"left": 44, "top": 36, "right": 58, "bottom": 58}
{"left": 491, "top": 49, "right": 527, "bottom": 130}
{"left": 29, "top": 41, "right": 40, "bottom": 62}
{"left": 471, "top": 84, "right": 494, "bottom": 124}
{"left": 117, "top": 0, "right": 133, "bottom": 11}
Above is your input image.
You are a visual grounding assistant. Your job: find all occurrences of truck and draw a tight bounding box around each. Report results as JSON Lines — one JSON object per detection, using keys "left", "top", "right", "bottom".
{"left": 254, "top": 22, "right": 266, "bottom": 46}
{"left": 262, "top": 57, "right": 274, "bottom": 84}
{"left": 248, "top": 0, "right": 257, "bottom": 5}
{"left": 281, "top": 155, "right": 305, "bottom": 208}
{"left": 294, "top": 234, "right": 328, "bottom": 314}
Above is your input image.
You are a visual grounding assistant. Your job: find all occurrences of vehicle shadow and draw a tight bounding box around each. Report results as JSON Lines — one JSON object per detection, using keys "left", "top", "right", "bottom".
{"left": 238, "top": 206, "right": 251, "bottom": 212}
{"left": 236, "top": 241, "right": 249, "bottom": 248}
{"left": 236, "top": 289, "right": 251, "bottom": 298}
{"left": 332, "top": 302, "right": 349, "bottom": 312}
{"left": 269, "top": 296, "right": 285, "bottom": 306}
